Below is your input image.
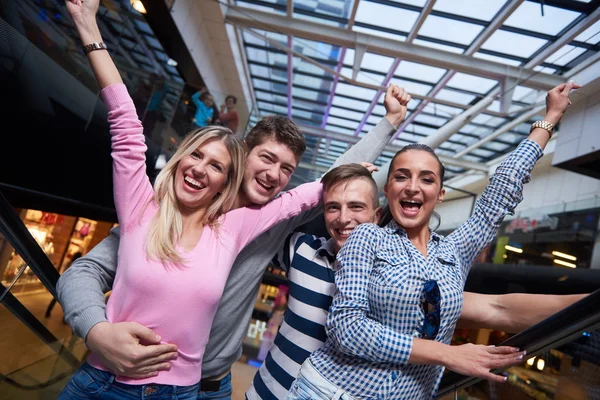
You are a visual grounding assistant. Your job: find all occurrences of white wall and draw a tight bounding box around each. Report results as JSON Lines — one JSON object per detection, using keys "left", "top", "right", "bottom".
{"left": 436, "top": 161, "right": 600, "bottom": 231}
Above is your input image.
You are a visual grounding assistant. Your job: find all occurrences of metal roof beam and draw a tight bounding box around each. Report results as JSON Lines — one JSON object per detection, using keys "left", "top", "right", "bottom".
{"left": 298, "top": 124, "right": 489, "bottom": 172}
{"left": 225, "top": 6, "right": 564, "bottom": 90}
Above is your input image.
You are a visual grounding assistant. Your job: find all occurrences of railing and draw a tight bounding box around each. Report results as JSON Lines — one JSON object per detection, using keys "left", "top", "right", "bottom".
{"left": 437, "top": 288, "right": 600, "bottom": 398}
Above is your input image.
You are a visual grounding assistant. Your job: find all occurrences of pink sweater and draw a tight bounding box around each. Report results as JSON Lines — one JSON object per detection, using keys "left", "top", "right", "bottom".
{"left": 87, "top": 84, "right": 321, "bottom": 386}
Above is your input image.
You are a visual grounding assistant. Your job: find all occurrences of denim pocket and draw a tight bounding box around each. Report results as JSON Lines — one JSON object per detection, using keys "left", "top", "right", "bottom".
{"left": 66, "top": 363, "right": 111, "bottom": 397}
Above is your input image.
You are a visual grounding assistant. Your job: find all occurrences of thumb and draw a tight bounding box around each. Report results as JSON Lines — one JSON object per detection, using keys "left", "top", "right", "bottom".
{"left": 127, "top": 322, "right": 162, "bottom": 343}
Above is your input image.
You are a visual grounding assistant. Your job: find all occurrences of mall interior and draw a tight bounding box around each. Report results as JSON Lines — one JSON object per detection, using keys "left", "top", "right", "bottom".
{"left": 1, "top": 0, "right": 600, "bottom": 399}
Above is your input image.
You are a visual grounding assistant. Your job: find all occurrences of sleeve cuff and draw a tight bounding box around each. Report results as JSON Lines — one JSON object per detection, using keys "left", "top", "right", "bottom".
{"left": 72, "top": 306, "right": 109, "bottom": 341}
{"left": 100, "top": 83, "right": 133, "bottom": 110}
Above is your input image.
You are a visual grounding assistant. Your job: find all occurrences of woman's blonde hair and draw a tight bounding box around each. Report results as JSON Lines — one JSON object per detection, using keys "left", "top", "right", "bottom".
{"left": 146, "top": 126, "right": 245, "bottom": 265}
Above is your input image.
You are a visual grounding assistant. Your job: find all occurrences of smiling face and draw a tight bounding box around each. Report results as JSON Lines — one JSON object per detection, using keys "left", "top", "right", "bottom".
{"left": 384, "top": 149, "right": 445, "bottom": 235}
{"left": 324, "top": 178, "right": 381, "bottom": 253}
{"left": 240, "top": 137, "right": 299, "bottom": 205}
{"left": 174, "top": 138, "right": 231, "bottom": 211}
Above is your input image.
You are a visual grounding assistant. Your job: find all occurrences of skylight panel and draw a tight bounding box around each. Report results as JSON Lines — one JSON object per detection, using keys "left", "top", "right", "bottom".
{"left": 481, "top": 30, "right": 547, "bottom": 58}
{"left": 394, "top": 61, "right": 447, "bottom": 84}
{"left": 361, "top": 52, "right": 396, "bottom": 73}
{"left": 354, "top": 1, "right": 420, "bottom": 33}
{"left": 325, "top": 124, "right": 356, "bottom": 135}
{"left": 352, "top": 25, "right": 408, "bottom": 42}
{"left": 446, "top": 72, "right": 498, "bottom": 94}
{"left": 329, "top": 107, "right": 366, "bottom": 121}
{"left": 544, "top": 44, "right": 587, "bottom": 66}
{"left": 336, "top": 82, "right": 377, "bottom": 99}
{"left": 432, "top": 0, "right": 507, "bottom": 22}
{"left": 503, "top": 2, "right": 581, "bottom": 36}
{"left": 419, "top": 15, "right": 484, "bottom": 46}
{"left": 413, "top": 39, "right": 464, "bottom": 53}
{"left": 574, "top": 20, "right": 600, "bottom": 44}
{"left": 332, "top": 95, "right": 370, "bottom": 111}
{"left": 435, "top": 89, "right": 476, "bottom": 105}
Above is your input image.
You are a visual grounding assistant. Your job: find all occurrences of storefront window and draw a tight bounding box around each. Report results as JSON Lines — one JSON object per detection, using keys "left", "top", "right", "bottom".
{"left": 487, "top": 208, "right": 600, "bottom": 268}
{"left": 1, "top": 208, "right": 114, "bottom": 295}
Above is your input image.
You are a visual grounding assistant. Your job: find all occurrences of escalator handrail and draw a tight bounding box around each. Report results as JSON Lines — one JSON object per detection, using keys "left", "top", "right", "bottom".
{"left": 436, "top": 287, "right": 600, "bottom": 397}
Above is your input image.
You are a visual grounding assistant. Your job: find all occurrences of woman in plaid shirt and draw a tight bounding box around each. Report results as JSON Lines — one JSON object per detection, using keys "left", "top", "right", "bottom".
{"left": 287, "top": 82, "right": 581, "bottom": 400}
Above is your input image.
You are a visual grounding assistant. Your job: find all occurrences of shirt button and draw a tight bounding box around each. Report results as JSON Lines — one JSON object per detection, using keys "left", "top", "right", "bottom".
{"left": 391, "top": 371, "right": 399, "bottom": 380}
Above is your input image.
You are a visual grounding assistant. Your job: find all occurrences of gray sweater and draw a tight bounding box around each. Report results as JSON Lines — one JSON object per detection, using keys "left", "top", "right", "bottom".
{"left": 56, "top": 118, "right": 396, "bottom": 377}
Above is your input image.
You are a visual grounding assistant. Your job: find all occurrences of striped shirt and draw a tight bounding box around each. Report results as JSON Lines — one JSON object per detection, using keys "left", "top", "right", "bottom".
{"left": 246, "top": 233, "right": 337, "bottom": 400}
{"left": 309, "top": 139, "right": 543, "bottom": 399}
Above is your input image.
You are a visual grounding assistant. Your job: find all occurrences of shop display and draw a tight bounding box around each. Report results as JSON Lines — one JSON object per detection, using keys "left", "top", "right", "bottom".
{"left": 1, "top": 208, "right": 109, "bottom": 295}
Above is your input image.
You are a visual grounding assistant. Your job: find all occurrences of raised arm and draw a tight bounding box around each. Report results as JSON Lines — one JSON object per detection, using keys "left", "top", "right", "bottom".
{"left": 331, "top": 84, "right": 410, "bottom": 169}
{"left": 457, "top": 292, "right": 589, "bottom": 333}
{"left": 67, "top": 0, "right": 121, "bottom": 89}
{"left": 447, "top": 82, "right": 579, "bottom": 279}
{"left": 66, "top": 0, "right": 155, "bottom": 229}
{"left": 225, "top": 180, "right": 323, "bottom": 250}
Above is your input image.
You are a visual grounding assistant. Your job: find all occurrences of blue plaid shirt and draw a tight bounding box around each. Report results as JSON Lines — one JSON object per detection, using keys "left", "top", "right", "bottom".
{"left": 309, "top": 139, "right": 543, "bottom": 399}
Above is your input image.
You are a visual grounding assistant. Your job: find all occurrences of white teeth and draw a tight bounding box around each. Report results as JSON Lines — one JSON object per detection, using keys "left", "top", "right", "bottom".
{"left": 403, "top": 200, "right": 422, "bottom": 205}
{"left": 256, "top": 179, "right": 274, "bottom": 190}
{"left": 339, "top": 229, "right": 354, "bottom": 235}
{"left": 184, "top": 176, "right": 205, "bottom": 189}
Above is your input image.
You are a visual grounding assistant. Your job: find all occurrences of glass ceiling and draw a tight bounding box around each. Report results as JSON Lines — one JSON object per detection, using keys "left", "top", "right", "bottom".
{"left": 237, "top": 0, "right": 599, "bottom": 185}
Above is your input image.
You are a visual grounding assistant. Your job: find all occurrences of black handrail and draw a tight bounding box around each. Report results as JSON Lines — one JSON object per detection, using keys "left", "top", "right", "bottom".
{"left": 436, "top": 287, "right": 600, "bottom": 397}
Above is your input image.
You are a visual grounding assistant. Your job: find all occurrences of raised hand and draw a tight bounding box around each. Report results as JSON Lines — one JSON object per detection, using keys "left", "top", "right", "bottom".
{"left": 444, "top": 343, "right": 525, "bottom": 383}
{"left": 65, "top": 0, "right": 100, "bottom": 22}
{"left": 384, "top": 84, "right": 412, "bottom": 129}
{"left": 545, "top": 80, "right": 581, "bottom": 125}
{"left": 359, "top": 162, "right": 379, "bottom": 174}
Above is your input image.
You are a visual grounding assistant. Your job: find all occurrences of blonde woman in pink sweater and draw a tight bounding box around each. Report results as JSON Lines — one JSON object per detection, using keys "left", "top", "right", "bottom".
{"left": 58, "top": 1, "right": 322, "bottom": 399}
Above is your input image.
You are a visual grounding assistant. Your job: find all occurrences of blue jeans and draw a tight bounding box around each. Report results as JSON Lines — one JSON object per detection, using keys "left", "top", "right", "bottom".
{"left": 286, "top": 360, "right": 354, "bottom": 400}
{"left": 198, "top": 373, "right": 232, "bottom": 400}
{"left": 58, "top": 362, "right": 200, "bottom": 399}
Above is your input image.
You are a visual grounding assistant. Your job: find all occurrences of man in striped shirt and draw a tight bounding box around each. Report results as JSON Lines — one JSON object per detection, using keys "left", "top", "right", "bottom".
{"left": 247, "top": 163, "right": 382, "bottom": 400}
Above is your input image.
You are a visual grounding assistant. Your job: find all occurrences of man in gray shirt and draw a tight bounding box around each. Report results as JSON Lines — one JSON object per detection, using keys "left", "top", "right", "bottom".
{"left": 57, "top": 85, "right": 410, "bottom": 398}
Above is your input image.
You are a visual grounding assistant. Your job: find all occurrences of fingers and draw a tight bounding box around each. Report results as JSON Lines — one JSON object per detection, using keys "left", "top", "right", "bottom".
{"left": 137, "top": 343, "right": 178, "bottom": 362}
{"left": 127, "top": 363, "right": 172, "bottom": 379}
{"left": 128, "top": 322, "right": 163, "bottom": 344}
{"left": 483, "top": 371, "right": 508, "bottom": 384}
{"left": 137, "top": 351, "right": 178, "bottom": 368}
{"left": 486, "top": 345, "right": 521, "bottom": 355}
{"left": 401, "top": 93, "right": 411, "bottom": 106}
{"left": 359, "top": 162, "right": 379, "bottom": 173}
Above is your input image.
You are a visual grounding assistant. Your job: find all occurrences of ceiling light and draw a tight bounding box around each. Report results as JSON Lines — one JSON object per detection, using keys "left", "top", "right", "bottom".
{"left": 130, "top": 0, "right": 147, "bottom": 14}
{"left": 167, "top": 58, "right": 178, "bottom": 67}
{"left": 505, "top": 245, "right": 523, "bottom": 254}
{"left": 551, "top": 251, "right": 576, "bottom": 261}
{"left": 554, "top": 259, "right": 576, "bottom": 268}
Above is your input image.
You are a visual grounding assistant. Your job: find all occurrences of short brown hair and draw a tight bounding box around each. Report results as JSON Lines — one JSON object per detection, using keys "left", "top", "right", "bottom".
{"left": 245, "top": 115, "right": 306, "bottom": 158}
{"left": 321, "top": 163, "right": 379, "bottom": 208}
